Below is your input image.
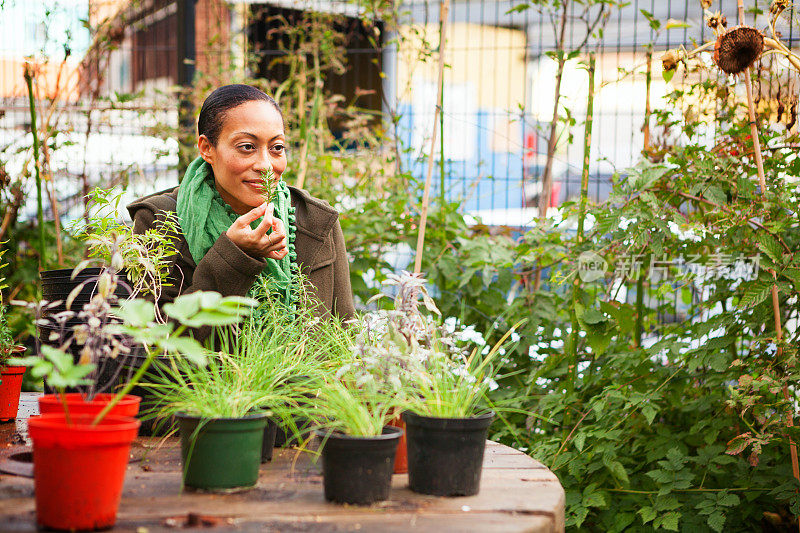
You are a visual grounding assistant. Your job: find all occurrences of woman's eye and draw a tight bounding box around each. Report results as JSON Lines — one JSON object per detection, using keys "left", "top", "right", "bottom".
{"left": 272, "top": 144, "right": 284, "bottom": 153}
{"left": 239, "top": 143, "right": 255, "bottom": 151}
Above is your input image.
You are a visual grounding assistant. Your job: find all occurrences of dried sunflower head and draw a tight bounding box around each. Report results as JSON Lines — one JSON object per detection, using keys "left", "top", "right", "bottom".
{"left": 705, "top": 11, "right": 728, "bottom": 36}
{"left": 770, "top": 0, "right": 791, "bottom": 17}
{"left": 661, "top": 50, "right": 682, "bottom": 72}
{"left": 713, "top": 25, "right": 764, "bottom": 75}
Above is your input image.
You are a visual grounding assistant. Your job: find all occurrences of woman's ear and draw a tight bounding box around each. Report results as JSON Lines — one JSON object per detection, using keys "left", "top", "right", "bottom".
{"left": 197, "top": 135, "right": 214, "bottom": 164}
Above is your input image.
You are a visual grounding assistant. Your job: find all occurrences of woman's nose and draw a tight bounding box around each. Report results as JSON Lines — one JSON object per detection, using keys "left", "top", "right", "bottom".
{"left": 253, "top": 148, "right": 274, "bottom": 173}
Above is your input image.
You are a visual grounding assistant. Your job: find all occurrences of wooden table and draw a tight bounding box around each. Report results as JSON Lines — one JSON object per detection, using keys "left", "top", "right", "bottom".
{"left": 0, "top": 393, "right": 564, "bottom": 532}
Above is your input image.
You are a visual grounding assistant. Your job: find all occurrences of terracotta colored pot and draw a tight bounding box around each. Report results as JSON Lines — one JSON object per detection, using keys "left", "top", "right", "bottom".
{"left": 38, "top": 393, "right": 141, "bottom": 418}
{"left": 28, "top": 413, "right": 140, "bottom": 530}
{"left": 388, "top": 415, "right": 408, "bottom": 473}
{"left": 0, "top": 346, "right": 27, "bottom": 422}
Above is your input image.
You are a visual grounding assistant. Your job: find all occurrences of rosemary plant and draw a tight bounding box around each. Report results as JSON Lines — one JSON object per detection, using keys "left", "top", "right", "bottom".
{"left": 260, "top": 166, "right": 278, "bottom": 205}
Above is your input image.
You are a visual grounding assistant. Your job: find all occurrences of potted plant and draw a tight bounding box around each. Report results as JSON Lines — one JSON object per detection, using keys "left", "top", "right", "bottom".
{"left": 401, "top": 318, "right": 519, "bottom": 497}
{"left": 21, "top": 242, "right": 144, "bottom": 414}
{"left": 0, "top": 248, "right": 26, "bottom": 422}
{"left": 9, "top": 289, "right": 255, "bottom": 530}
{"left": 140, "top": 287, "right": 345, "bottom": 489}
{"left": 42, "top": 187, "right": 179, "bottom": 322}
{"left": 341, "top": 271, "right": 442, "bottom": 474}
{"left": 143, "top": 344, "right": 278, "bottom": 491}
{"left": 304, "top": 377, "right": 403, "bottom": 505}
{"left": 350, "top": 271, "right": 519, "bottom": 497}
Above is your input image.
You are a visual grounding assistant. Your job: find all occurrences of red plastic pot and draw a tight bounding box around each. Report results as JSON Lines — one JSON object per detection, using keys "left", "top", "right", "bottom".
{"left": 38, "top": 393, "right": 141, "bottom": 418}
{"left": 28, "top": 413, "right": 140, "bottom": 531}
{"left": 389, "top": 415, "right": 408, "bottom": 473}
{"left": 0, "top": 346, "right": 27, "bottom": 422}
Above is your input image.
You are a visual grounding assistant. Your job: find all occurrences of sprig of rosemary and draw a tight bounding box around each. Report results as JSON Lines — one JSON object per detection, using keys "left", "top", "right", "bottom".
{"left": 260, "top": 166, "right": 278, "bottom": 205}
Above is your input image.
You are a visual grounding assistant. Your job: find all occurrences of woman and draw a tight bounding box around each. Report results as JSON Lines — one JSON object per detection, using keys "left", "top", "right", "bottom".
{"left": 127, "top": 84, "right": 355, "bottom": 325}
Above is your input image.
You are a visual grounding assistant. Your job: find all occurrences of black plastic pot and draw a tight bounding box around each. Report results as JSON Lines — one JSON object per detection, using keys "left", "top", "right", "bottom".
{"left": 40, "top": 267, "right": 131, "bottom": 309}
{"left": 403, "top": 411, "right": 494, "bottom": 497}
{"left": 315, "top": 425, "right": 402, "bottom": 505}
{"left": 178, "top": 412, "right": 267, "bottom": 490}
{"left": 261, "top": 418, "right": 277, "bottom": 462}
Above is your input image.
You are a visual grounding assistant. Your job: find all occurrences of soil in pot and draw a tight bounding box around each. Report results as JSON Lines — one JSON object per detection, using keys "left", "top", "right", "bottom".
{"left": 38, "top": 393, "right": 141, "bottom": 418}
{"left": 28, "top": 413, "right": 140, "bottom": 531}
{"left": 261, "top": 417, "right": 278, "bottom": 462}
{"left": 315, "top": 425, "right": 402, "bottom": 505}
{"left": 403, "top": 411, "right": 493, "bottom": 497}
{"left": 178, "top": 412, "right": 266, "bottom": 490}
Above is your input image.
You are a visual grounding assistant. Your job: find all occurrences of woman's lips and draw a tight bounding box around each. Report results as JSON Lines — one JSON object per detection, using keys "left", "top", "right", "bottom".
{"left": 243, "top": 180, "right": 264, "bottom": 190}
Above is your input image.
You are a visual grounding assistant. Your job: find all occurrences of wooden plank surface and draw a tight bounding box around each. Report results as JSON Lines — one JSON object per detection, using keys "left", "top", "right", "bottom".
{"left": 0, "top": 393, "right": 565, "bottom": 532}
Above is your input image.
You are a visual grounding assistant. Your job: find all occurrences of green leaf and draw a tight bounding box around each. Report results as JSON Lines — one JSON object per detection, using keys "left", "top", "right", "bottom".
{"left": 582, "top": 486, "right": 607, "bottom": 508}
{"left": 737, "top": 281, "right": 772, "bottom": 309}
{"left": 756, "top": 233, "right": 783, "bottom": 265}
{"left": 640, "top": 9, "right": 661, "bottom": 30}
{"left": 638, "top": 506, "right": 656, "bottom": 524}
{"left": 604, "top": 457, "right": 630, "bottom": 485}
{"left": 656, "top": 511, "right": 680, "bottom": 531}
{"left": 115, "top": 298, "right": 156, "bottom": 327}
{"left": 574, "top": 432, "right": 587, "bottom": 452}
{"left": 707, "top": 511, "right": 725, "bottom": 532}
{"left": 158, "top": 337, "right": 208, "bottom": 366}
{"left": 633, "top": 164, "right": 669, "bottom": 189}
{"left": 704, "top": 185, "right": 726, "bottom": 206}
{"left": 582, "top": 308, "right": 607, "bottom": 325}
{"left": 663, "top": 69, "right": 675, "bottom": 83}
{"left": 717, "top": 493, "right": 740, "bottom": 507}
{"left": 642, "top": 404, "right": 657, "bottom": 425}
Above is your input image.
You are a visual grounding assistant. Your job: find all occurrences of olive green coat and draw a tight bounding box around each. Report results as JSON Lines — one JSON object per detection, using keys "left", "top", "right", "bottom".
{"left": 127, "top": 185, "right": 356, "bottom": 325}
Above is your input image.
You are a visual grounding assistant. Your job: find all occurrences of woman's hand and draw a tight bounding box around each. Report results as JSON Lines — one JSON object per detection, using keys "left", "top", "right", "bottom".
{"left": 225, "top": 203, "right": 289, "bottom": 260}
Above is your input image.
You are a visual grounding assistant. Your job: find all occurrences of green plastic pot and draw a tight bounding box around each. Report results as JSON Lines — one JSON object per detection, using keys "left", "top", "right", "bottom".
{"left": 177, "top": 412, "right": 267, "bottom": 490}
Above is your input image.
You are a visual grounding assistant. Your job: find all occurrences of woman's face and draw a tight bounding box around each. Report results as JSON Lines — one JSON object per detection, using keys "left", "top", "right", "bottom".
{"left": 197, "top": 100, "right": 287, "bottom": 215}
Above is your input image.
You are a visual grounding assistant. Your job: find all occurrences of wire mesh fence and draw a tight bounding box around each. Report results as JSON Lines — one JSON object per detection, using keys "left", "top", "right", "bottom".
{"left": 1, "top": 0, "right": 797, "bottom": 301}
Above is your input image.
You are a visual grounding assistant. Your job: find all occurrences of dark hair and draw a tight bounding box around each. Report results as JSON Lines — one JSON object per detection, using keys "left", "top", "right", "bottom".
{"left": 197, "top": 84, "right": 283, "bottom": 146}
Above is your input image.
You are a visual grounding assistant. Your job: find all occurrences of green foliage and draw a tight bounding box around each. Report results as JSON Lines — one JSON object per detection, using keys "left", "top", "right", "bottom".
{"left": 142, "top": 289, "right": 353, "bottom": 424}
{"left": 72, "top": 188, "right": 180, "bottom": 304}
{"left": 9, "top": 345, "right": 94, "bottom": 390}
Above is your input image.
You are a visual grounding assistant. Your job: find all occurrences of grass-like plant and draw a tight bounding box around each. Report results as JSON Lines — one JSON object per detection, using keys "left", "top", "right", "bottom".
{"left": 403, "top": 324, "right": 520, "bottom": 419}
{"left": 259, "top": 166, "right": 278, "bottom": 205}
{"left": 142, "top": 285, "right": 355, "bottom": 427}
{"left": 302, "top": 377, "right": 401, "bottom": 438}
{"left": 341, "top": 271, "right": 523, "bottom": 419}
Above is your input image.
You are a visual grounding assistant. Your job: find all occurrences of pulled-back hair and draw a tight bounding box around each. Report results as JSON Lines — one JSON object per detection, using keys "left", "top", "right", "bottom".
{"left": 197, "top": 84, "right": 283, "bottom": 145}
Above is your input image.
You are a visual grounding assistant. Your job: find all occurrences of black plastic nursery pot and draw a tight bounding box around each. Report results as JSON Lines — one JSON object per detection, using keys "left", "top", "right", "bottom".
{"left": 315, "top": 425, "right": 402, "bottom": 505}
{"left": 40, "top": 267, "right": 131, "bottom": 307}
{"left": 261, "top": 417, "right": 277, "bottom": 462}
{"left": 403, "top": 411, "right": 494, "bottom": 497}
{"left": 177, "top": 412, "right": 266, "bottom": 490}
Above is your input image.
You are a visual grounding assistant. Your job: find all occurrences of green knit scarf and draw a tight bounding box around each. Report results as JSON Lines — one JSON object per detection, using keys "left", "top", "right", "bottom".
{"left": 176, "top": 157, "right": 298, "bottom": 314}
